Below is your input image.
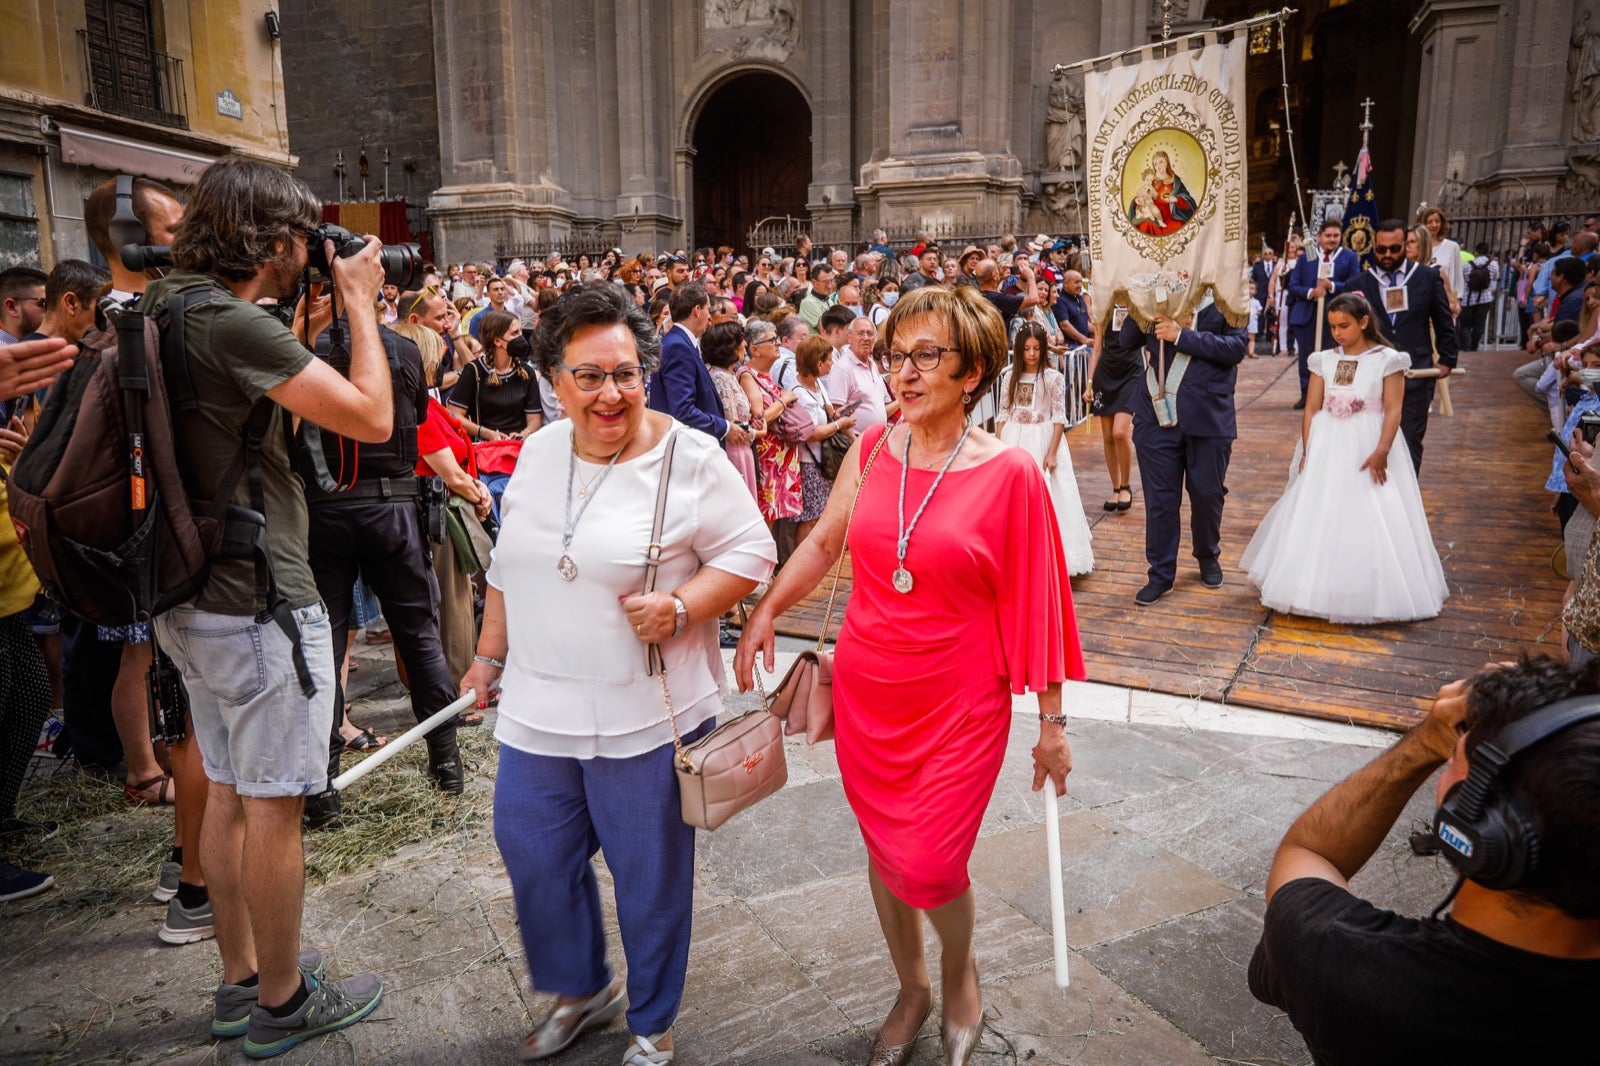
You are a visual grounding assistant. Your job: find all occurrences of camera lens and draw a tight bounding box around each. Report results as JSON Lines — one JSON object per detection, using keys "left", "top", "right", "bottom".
{"left": 378, "top": 243, "right": 424, "bottom": 291}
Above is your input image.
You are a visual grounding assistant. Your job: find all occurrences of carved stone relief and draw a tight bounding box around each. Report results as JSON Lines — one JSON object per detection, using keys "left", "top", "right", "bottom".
{"left": 706, "top": 0, "right": 798, "bottom": 63}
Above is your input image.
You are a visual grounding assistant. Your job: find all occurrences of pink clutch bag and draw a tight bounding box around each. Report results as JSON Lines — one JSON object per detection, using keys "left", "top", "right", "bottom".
{"left": 768, "top": 650, "right": 834, "bottom": 744}
{"left": 761, "top": 428, "right": 890, "bottom": 745}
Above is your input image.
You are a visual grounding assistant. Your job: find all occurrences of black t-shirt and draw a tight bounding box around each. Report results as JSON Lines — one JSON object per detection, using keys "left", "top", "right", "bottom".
{"left": 980, "top": 288, "right": 1025, "bottom": 327}
{"left": 299, "top": 322, "right": 429, "bottom": 483}
{"left": 447, "top": 358, "right": 542, "bottom": 434}
{"left": 1248, "top": 878, "right": 1600, "bottom": 1065}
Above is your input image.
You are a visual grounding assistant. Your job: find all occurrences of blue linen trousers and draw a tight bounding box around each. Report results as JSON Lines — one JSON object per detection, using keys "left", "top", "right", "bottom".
{"left": 493, "top": 723, "right": 709, "bottom": 1038}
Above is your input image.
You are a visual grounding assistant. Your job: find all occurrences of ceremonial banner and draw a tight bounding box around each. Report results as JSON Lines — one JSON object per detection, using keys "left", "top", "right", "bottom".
{"left": 1084, "top": 35, "right": 1249, "bottom": 330}
{"left": 1341, "top": 144, "right": 1380, "bottom": 268}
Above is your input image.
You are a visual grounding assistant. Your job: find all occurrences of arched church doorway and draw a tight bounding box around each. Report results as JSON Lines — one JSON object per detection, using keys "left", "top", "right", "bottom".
{"left": 691, "top": 72, "right": 811, "bottom": 253}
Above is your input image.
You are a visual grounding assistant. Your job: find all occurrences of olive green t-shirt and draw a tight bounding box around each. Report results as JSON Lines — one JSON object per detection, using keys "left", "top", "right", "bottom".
{"left": 142, "top": 272, "right": 318, "bottom": 615}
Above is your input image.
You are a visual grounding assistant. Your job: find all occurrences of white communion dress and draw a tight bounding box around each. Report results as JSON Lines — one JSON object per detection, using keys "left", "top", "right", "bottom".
{"left": 1240, "top": 345, "right": 1448, "bottom": 623}
{"left": 997, "top": 367, "right": 1094, "bottom": 576}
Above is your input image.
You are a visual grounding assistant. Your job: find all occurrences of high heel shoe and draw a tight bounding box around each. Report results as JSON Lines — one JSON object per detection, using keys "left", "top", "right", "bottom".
{"left": 941, "top": 1018, "right": 982, "bottom": 1066}
{"left": 868, "top": 996, "right": 931, "bottom": 1066}
{"left": 1114, "top": 485, "right": 1133, "bottom": 512}
{"left": 941, "top": 963, "right": 982, "bottom": 1066}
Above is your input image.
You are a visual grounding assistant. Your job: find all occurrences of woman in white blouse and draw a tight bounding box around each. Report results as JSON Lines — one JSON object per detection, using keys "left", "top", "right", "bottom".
{"left": 1418, "top": 206, "right": 1465, "bottom": 319}
{"left": 458, "top": 285, "right": 776, "bottom": 1066}
{"left": 791, "top": 335, "right": 856, "bottom": 545}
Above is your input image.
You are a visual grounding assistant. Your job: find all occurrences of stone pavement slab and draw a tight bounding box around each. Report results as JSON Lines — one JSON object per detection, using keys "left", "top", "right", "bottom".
{"left": 3, "top": 639, "right": 1459, "bottom": 1065}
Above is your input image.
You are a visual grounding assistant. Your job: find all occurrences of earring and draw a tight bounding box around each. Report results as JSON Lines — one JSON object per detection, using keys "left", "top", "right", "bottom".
{"left": 963, "top": 392, "right": 975, "bottom": 406}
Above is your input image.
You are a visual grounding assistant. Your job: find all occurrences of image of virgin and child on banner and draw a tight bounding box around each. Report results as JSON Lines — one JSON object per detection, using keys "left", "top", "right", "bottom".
{"left": 1084, "top": 33, "right": 1250, "bottom": 331}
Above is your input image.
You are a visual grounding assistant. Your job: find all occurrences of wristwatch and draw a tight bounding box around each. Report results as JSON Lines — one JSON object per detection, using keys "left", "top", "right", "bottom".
{"left": 671, "top": 595, "right": 688, "bottom": 636}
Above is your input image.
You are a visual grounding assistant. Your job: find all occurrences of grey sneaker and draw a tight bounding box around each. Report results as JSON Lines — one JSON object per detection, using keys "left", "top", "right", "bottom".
{"left": 150, "top": 861, "right": 181, "bottom": 903}
{"left": 243, "top": 972, "right": 384, "bottom": 1058}
{"left": 212, "top": 949, "right": 327, "bottom": 1038}
{"left": 157, "top": 895, "right": 215, "bottom": 944}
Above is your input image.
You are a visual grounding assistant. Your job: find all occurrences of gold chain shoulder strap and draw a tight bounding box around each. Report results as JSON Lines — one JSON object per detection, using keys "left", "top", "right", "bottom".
{"left": 815, "top": 423, "right": 893, "bottom": 651}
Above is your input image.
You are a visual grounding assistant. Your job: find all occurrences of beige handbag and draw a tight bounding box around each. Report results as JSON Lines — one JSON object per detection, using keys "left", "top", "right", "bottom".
{"left": 644, "top": 432, "right": 787, "bottom": 831}
{"left": 765, "top": 427, "right": 891, "bottom": 744}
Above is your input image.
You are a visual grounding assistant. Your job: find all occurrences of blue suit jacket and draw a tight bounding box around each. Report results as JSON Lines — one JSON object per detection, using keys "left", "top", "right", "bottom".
{"left": 1286, "top": 248, "right": 1361, "bottom": 327}
{"left": 647, "top": 325, "right": 727, "bottom": 438}
{"left": 1352, "top": 263, "right": 1459, "bottom": 386}
{"left": 1117, "top": 305, "right": 1248, "bottom": 439}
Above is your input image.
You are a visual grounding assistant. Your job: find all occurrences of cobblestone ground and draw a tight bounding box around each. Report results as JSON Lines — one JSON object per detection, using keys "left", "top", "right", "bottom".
{"left": 0, "top": 638, "right": 1455, "bottom": 1065}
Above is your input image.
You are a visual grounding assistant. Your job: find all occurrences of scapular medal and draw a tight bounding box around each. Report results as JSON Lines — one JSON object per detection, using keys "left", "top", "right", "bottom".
{"left": 560, "top": 436, "right": 626, "bottom": 582}
{"left": 893, "top": 423, "right": 974, "bottom": 595}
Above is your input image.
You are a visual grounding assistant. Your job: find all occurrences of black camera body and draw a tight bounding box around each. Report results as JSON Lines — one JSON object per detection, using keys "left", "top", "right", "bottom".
{"left": 307, "top": 223, "right": 424, "bottom": 291}
{"left": 120, "top": 223, "right": 424, "bottom": 292}
{"left": 121, "top": 243, "right": 172, "bottom": 272}
{"left": 1580, "top": 412, "right": 1600, "bottom": 445}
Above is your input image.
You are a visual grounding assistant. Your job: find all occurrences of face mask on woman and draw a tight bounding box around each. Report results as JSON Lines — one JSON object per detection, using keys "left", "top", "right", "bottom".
{"left": 1580, "top": 367, "right": 1600, "bottom": 388}
{"left": 507, "top": 335, "right": 533, "bottom": 363}
{"left": 882, "top": 291, "right": 899, "bottom": 307}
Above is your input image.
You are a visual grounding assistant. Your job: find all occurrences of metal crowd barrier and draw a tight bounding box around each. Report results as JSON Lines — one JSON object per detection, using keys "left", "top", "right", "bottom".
{"left": 972, "top": 344, "right": 1093, "bottom": 430}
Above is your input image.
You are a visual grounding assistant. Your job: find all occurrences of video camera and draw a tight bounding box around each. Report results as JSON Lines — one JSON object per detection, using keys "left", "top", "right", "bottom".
{"left": 120, "top": 222, "right": 423, "bottom": 291}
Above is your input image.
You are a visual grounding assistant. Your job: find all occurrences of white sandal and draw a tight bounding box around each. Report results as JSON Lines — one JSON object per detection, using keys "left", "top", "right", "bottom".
{"left": 519, "top": 980, "right": 626, "bottom": 1060}
{"left": 622, "top": 1032, "right": 675, "bottom": 1065}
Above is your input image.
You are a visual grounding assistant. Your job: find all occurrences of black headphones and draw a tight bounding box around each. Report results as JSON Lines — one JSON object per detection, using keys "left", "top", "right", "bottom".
{"left": 1431, "top": 694, "right": 1600, "bottom": 890}
{"left": 108, "top": 174, "right": 147, "bottom": 255}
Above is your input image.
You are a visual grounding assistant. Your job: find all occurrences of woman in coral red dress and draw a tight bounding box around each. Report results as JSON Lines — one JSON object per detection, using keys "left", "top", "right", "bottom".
{"left": 737, "top": 285, "right": 1084, "bottom": 1066}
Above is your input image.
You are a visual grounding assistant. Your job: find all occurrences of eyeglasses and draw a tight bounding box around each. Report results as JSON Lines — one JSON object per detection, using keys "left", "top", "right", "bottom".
{"left": 751, "top": 336, "right": 779, "bottom": 348}
{"left": 555, "top": 363, "right": 646, "bottom": 391}
{"left": 877, "top": 345, "right": 959, "bottom": 373}
{"left": 1374, "top": 243, "right": 1404, "bottom": 254}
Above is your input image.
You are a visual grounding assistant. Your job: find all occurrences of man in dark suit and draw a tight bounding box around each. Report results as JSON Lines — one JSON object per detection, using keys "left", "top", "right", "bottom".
{"left": 1119, "top": 303, "right": 1249, "bottom": 605}
{"left": 646, "top": 281, "right": 747, "bottom": 446}
{"left": 1352, "top": 219, "right": 1459, "bottom": 474}
{"left": 1286, "top": 220, "right": 1362, "bottom": 408}
{"left": 1251, "top": 249, "right": 1275, "bottom": 304}
{"left": 1251, "top": 248, "right": 1277, "bottom": 355}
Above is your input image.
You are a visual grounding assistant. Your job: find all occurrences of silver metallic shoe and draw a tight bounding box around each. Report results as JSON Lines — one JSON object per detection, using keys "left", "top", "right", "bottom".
{"left": 941, "top": 1018, "right": 981, "bottom": 1066}
{"left": 519, "top": 979, "right": 626, "bottom": 1061}
{"left": 942, "top": 963, "right": 983, "bottom": 1066}
{"left": 867, "top": 996, "right": 930, "bottom": 1066}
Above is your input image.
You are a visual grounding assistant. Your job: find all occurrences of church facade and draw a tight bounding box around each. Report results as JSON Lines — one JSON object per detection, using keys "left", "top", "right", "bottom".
{"left": 276, "top": 0, "right": 1590, "bottom": 265}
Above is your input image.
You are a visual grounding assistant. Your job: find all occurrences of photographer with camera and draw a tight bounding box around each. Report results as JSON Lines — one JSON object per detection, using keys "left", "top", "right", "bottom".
{"left": 294, "top": 249, "right": 466, "bottom": 833}
{"left": 76, "top": 175, "right": 224, "bottom": 941}
{"left": 140, "top": 158, "right": 391, "bottom": 1056}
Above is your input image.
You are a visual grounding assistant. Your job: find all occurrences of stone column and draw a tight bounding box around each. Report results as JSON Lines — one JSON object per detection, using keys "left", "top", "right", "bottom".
{"left": 611, "top": 0, "right": 681, "bottom": 251}
{"left": 427, "top": 0, "right": 574, "bottom": 264}
{"left": 855, "top": 0, "right": 1027, "bottom": 231}
{"left": 807, "top": 0, "right": 857, "bottom": 240}
{"left": 1410, "top": 0, "right": 1578, "bottom": 205}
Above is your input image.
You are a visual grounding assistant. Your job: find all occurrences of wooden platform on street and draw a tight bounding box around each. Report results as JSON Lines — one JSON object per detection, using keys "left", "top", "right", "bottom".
{"left": 774, "top": 349, "right": 1565, "bottom": 732}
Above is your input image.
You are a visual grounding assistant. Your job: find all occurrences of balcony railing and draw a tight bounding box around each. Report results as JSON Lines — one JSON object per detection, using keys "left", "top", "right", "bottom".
{"left": 78, "top": 28, "right": 188, "bottom": 130}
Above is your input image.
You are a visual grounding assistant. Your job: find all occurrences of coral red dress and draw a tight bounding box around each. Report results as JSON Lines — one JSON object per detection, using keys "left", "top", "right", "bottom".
{"left": 833, "top": 424, "right": 1086, "bottom": 909}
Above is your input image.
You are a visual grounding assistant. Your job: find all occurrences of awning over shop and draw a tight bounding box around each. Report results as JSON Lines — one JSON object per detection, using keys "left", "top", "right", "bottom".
{"left": 56, "top": 123, "right": 215, "bottom": 185}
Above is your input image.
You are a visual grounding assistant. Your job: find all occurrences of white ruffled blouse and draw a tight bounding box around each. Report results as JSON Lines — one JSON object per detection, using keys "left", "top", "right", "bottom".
{"left": 488, "top": 421, "right": 776, "bottom": 759}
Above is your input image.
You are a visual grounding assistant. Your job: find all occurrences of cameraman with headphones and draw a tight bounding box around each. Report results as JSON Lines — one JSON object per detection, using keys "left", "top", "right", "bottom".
{"left": 1249, "top": 659, "right": 1600, "bottom": 1062}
